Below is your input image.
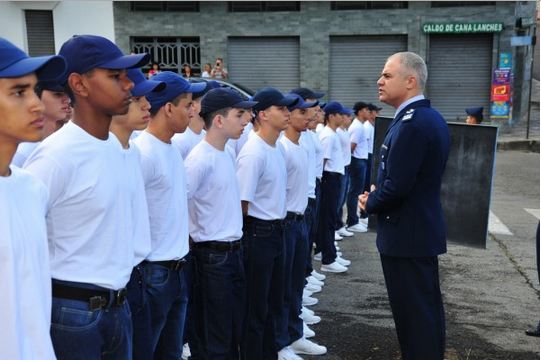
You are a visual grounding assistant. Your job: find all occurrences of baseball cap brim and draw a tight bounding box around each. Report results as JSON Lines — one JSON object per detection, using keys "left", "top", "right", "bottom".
{"left": 279, "top": 95, "right": 299, "bottom": 107}
{"left": 186, "top": 82, "right": 206, "bottom": 93}
{"left": 0, "top": 55, "right": 66, "bottom": 81}
{"left": 132, "top": 79, "right": 166, "bottom": 97}
{"left": 100, "top": 53, "right": 150, "bottom": 70}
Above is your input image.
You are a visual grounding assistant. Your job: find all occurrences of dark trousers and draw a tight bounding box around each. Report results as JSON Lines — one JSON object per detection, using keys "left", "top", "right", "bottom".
{"left": 304, "top": 196, "right": 318, "bottom": 277}
{"left": 315, "top": 171, "right": 342, "bottom": 265}
{"left": 241, "top": 217, "right": 285, "bottom": 360}
{"left": 146, "top": 261, "right": 189, "bottom": 359}
{"left": 336, "top": 165, "right": 350, "bottom": 229}
{"left": 363, "top": 153, "right": 373, "bottom": 193}
{"left": 347, "top": 157, "right": 367, "bottom": 226}
{"left": 191, "top": 245, "right": 246, "bottom": 360}
{"left": 183, "top": 253, "right": 199, "bottom": 356}
{"left": 276, "top": 218, "right": 308, "bottom": 350}
{"left": 380, "top": 254, "right": 445, "bottom": 360}
{"left": 126, "top": 263, "right": 152, "bottom": 360}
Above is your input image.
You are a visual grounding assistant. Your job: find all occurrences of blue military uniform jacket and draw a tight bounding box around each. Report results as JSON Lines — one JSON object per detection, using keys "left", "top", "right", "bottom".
{"left": 366, "top": 99, "right": 450, "bottom": 257}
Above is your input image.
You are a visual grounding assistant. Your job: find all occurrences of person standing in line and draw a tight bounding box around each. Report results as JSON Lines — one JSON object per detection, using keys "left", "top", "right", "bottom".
{"left": 361, "top": 103, "right": 379, "bottom": 211}
{"left": 335, "top": 107, "right": 355, "bottom": 240}
{"left": 0, "top": 37, "right": 66, "bottom": 360}
{"left": 110, "top": 68, "right": 166, "bottom": 359}
{"left": 315, "top": 102, "right": 350, "bottom": 274}
{"left": 185, "top": 88, "right": 256, "bottom": 359}
{"left": 236, "top": 87, "right": 297, "bottom": 360}
{"left": 24, "top": 35, "right": 150, "bottom": 358}
{"left": 359, "top": 52, "right": 450, "bottom": 360}
{"left": 133, "top": 71, "right": 205, "bottom": 359}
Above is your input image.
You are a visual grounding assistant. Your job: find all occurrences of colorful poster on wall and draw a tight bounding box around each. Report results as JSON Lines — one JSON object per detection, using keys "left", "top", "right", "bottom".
{"left": 490, "top": 55, "right": 512, "bottom": 120}
{"left": 499, "top": 52, "right": 512, "bottom": 69}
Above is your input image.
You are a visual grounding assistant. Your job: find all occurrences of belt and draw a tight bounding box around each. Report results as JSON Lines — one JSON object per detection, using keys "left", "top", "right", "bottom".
{"left": 52, "top": 283, "right": 127, "bottom": 311}
{"left": 144, "top": 258, "right": 186, "bottom": 270}
{"left": 193, "top": 240, "right": 241, "bottom": 252}
{"left": 244, "top": 215, "right": 285, "bottom": 228}
{"left": 285, "top": 211, "right": 304, "bottom": 221}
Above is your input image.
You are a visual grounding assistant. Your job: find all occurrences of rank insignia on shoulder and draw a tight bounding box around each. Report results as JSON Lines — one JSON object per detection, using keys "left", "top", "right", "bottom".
{"left": 402, "top": 109, "right": 415, "bottom": 121}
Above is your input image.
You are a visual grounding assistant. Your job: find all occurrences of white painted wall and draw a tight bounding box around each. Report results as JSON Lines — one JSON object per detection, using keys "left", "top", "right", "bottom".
{"left": 0, "top": 1, "right": 114, "bottom": 53}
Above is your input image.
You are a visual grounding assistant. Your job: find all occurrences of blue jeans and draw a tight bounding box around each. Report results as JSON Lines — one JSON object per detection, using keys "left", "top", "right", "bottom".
{"left": 276, "top": 217, "right": 308, "bottom": 350}
{"left": 126, "top": 263, "right": 152, "bottom": 360}
{"left": 315, "top": 171, "right": 342, "bottom": 265}
{"left": 304, "top": 196, "right": 318, "bottom": 277}
{"left": 50, "top": 279, "right": 133, "bottom": 360}
{"left": 347, "top": 157, "right": 368, "bottom": 227}
{"left": 183, "top": 253, "right": 199, "bottom": 356}
{"left": 241, "top": 217, "right": 285, "bottom": 360}
{"left": 145, "top": 261, "right": 189, "bottom": 359}
{"left": 336, "top": 165, "right": 350, "bottom": 229}
{"left": 191, "top": 245, "right": 246, "bottom": 360}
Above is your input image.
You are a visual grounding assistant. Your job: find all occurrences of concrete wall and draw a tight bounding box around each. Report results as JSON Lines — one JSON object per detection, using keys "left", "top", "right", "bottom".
{"left": 0, "top": 0, "right": 115, "bottom": 53}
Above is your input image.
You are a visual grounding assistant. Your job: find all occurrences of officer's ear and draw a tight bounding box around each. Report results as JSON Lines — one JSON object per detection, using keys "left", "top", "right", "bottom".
{"left": 405, "top": 74, "right": 417, "bottom": 91}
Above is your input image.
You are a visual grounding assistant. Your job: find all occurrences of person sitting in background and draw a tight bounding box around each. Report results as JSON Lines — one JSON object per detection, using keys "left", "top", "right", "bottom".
{"left": 465, "top": 106, "right": 483, "bottom": 125}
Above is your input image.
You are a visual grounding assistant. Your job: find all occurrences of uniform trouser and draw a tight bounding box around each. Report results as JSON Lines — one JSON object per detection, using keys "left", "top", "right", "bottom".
{"left": 304, "top": 196, "right": 318, "bottom": 277}
{"left": 191, "top": 245, "right": 246, "bottom": 360}
{"left": 336, "top": 165, "right": 350, "bottom": 230}
{"left": 241, "top": 217, "right": 285, "bottom": 360}
{"left": 380, "top": 254, "right": 445, "bottom": 360}
{"left": 146, "top": 261, "right": 189, "bottom": 360}
{"left": 360, "top": 154, "right": 373, "bottom": 220}
{"left": 126, "top": 262, "right": 152, "bottom": 360}
{"left": 183, "top": 253, "right": 198, "bottom": 356}
{"left": 50, "top": 279, "right": 132, "bottom": 360}
{"left": 315, "top": 171, "right": 342, "bottom": 265}
{"left": 276, "top": 217, "right": 309, "bottom": 350}
{"left": 346, "top": 157, "right": 367, "bottom": 227}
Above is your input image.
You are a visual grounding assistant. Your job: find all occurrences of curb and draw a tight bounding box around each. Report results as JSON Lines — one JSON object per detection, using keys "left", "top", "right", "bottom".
{"left": 497, "top": 140, "right": 540, "bottom": 153}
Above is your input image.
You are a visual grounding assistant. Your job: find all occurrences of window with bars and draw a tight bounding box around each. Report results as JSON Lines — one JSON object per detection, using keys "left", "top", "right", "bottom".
{"left": 130, "top": 2, "right": 199, "bottom": 12}
{"left": 228, "top": 2, "right": 300, "bottom": 12}
{"left": 25, "top": 10, "right": 55, "bottom": 56}
{"left": 131, "top": 37, "right": 201, "bottom": 76}
{"left": 330, "top": 1, "right": 408, "bottom": 10}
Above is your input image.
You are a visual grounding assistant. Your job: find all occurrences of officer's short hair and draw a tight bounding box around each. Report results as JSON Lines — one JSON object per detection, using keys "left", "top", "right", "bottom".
{"left": 393, "top": 52, "right": 428, "bottom": 92}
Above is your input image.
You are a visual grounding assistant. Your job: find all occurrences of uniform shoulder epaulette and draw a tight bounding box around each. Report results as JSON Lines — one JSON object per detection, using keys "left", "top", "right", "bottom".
{"left": 401, "top": 109, "right": 415, "bottom": 122}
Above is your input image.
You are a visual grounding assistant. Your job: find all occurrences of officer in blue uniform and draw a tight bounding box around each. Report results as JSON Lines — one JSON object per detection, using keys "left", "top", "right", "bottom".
{"left": 359, "top": 52, "right": 450, "bottom": 360}
{"left": 465, "top": 106, "right": 484, "bottom": 125}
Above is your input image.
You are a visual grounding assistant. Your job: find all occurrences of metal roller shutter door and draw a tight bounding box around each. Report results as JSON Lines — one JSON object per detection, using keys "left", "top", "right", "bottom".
{"left": 329, "top": 35, "right": 407, "bottom": 116}
{"left": 25, "top": 10, "right": 55, "bottom": 56}
{"left": 427, "top": 34, "right": 492, "bottom": 122}
{"left": 228, "top": 37, "right": 300, "bottom": 93}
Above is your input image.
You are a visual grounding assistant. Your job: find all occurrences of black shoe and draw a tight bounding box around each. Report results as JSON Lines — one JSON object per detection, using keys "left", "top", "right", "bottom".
{"left": 525, "top": 323, "right": 540, "bottom": 337}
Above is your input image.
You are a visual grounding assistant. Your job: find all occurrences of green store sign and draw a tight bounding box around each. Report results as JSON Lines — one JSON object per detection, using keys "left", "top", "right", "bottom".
{"left": 423, "top": 22, "right": 503, "bottom": 34}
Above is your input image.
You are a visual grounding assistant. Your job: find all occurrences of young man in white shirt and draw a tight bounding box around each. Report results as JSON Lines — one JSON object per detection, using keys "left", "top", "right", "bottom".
{"left": 363, "top": 103, "right": 380, "bottom": 195}
{"left": 347, "top": 101, "right": 371, "bottom": 232}
{"left": 278, "top": 93, "right": 327, "bottom": 359}
{"left": 110, "top": 67, "right": 165, "bottom": 359}
{"left": 236, "top": 87, "right": 297, "bottom": 360}
{"left": 0, "top": 37, "right": 65, "bottom": 360}
{"left": 133, "top": 71, "right": 205, "bottom": 359}
{"left": 172, "top": 80, "right": 219, "bottom": 159}
{"left": 24, "top": 35, "right": 149, "bottom": 358}
{"left": 315, "top": 102, "right": 351, "bottom": 273}
{"left": 335, "top": 107, "right": 355, "bottom": 239}
{"left": 185, "top": 88, "right": 256, "bottom": 359}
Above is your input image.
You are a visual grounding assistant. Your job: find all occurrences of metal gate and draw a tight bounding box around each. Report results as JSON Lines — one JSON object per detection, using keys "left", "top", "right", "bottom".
{"left": 131, "top": 36, "right": 200, "bottom": 74}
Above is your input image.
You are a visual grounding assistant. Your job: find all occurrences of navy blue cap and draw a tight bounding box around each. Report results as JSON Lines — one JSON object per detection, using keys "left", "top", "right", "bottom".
{"left": 353, "top": 101, "right": 369, "bottom": 114}
{"left": 290, "top": 87, "right": 325, "bottom": 100}
{"left": 200, "top": 88, "right": 258, "bottom": 116}
{"left": 286, "top": 93, "right": 319, "bottom": 111}
{"left": 127, "top": 68, "right": 165, "bottom": 97}
{"left": 59, "top": 35, "right": 149, "bottom": 75}
{"left": 37, "top": 77, "right": 67, "bottom": 92}
{"left": 324, "top": 101, "right": 346, "bottom": 115}
{"left": 465, "top": 106, "right": 483, "bottom": 120}
{"left": 319, "top": 102, "right": 327, "bottom": 109}
{"left": 367, "top": 103, "right": 382, "bottom": 111}
{"left": 0, "top": 37, "right": 66, "bottom": 80}
{"left": 191, "top": 79, "right": 220, "bottom": 100}
{"left": 146, "top": 71, "right": 206, "bottom": 110}
{"left": 253, "top": 87, "right": 298, "bottom": 112}
{"left": 340, "top": 107, "right": 354, "bottom": 116}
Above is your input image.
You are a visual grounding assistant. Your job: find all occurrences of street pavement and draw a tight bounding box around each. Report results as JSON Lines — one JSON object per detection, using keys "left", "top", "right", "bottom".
{"left": 304, "top": 150, "right": 540, "bottom": 360}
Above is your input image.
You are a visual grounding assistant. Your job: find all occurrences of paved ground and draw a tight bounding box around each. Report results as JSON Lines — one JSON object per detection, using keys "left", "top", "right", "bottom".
{"left": 304, "top": 150, "right": 540, "bottom": 360}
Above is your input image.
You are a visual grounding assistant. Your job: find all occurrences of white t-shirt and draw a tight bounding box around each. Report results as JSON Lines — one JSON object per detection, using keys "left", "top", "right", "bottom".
{"left": 0, "top": 166, "right": 56, "bottom": 359}
{"left": 279, "top": 136, "right": 309, "bottom": 214}
{"left": 310, "top": 130, "right": 324, "bottom": 180}
{"left": 364, "top": 121, "right": 375, "bottom": 154}
{"left": 24, "top": 121, "right": 134, "bottom": 290}
{"left": 299, "top": 131, "right": 316, "bottom": 199}
{"left": 185, "top": 140, "right": 243, "bottom": 243}
{"left": 172, "top": 127, "right": 206, "bottom": 160}
{"left": 319, "top": 126, "right": 345, "bottom": 175}
{"left": 237, "top": 134, "right": 287, "bottom": 220}
{"left": 337, "top": 127, "right": 351, "bottom": 166}
{"left": 349, "top": 118, "right": 368, "bottom": 159}
{"left": 113, "top": 137, "right": 152, "bottom": 266}
{"left": 133, "top": 131, "right": 189, "bottom": 261}
{"left": 315, "top": 123, "right": 324, "bottom": 133}
{"left": 12, "top": 141, "right": 39, "bottom": 167}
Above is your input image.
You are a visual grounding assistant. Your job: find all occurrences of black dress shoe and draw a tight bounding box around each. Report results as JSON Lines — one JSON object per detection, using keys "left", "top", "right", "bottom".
{"left": 525, "top": 323, "right": 540, "bottom": 337}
